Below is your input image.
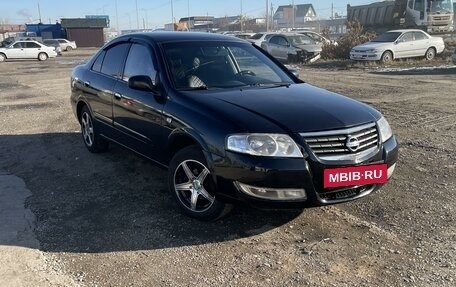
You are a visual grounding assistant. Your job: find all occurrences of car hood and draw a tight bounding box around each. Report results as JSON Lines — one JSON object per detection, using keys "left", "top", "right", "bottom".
{"left": 294, "top": 44, "right": 322, "bottom": 53}
{"left": 353, "top": 42, "right": 391, "bottom": 50}
{"left": 187, "top": 83, "right": 381, "bottom": 133}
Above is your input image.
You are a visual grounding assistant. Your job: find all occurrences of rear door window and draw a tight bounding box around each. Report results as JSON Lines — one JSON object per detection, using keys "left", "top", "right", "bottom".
{"left": 100, "top": 43, "right": 130, "bottom": 79}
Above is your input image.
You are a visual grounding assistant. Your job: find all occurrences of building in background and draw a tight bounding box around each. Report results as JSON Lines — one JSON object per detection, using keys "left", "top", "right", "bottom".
{"left": 178, "top": 16, "right": 214, "bottom": 31}
{"left": 26, "top": 23, "right": 66, "bottom": 39}
{"left": 0, "top": 24, "right": 25, "bottom": 42}
{"left": 274, "top": 4, "right": 317, "bottom": 29}
{"left": 61, "top": 18, "right": 108, "bottom": 47}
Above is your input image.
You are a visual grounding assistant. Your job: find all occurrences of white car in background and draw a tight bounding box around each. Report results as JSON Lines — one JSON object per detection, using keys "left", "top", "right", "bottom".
{"left": 350, "top": 29, "right": 445, "bottom": 63}
{"left": 0, "top": 40, "right": 57, "bottom": 62}
{"left": 247, "top": 32, "right": 276, "bottom": 47}
{"left": 56, "top": 38, "right": 77, "bottom": 51}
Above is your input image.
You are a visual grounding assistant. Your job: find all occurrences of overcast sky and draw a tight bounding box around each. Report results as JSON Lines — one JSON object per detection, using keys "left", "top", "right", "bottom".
{"left": 2, "top": 0, "right": 377, "bottom": 30}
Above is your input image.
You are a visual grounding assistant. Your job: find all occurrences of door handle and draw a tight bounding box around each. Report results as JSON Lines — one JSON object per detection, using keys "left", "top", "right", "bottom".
{"left": 114, "top": 92, "right": 122, "bottom": 100}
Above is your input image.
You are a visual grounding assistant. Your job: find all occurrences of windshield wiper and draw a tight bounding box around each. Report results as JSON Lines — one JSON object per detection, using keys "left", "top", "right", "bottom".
{"left": 180, "top": 85, "right": 209, "bottom": 91}
{"left": 250, "top": 82, "right": 292, "bottom": 87}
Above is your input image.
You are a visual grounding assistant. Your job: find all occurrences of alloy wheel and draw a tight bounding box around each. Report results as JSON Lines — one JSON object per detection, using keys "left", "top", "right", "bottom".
{"left": 173, "top": 159, "right": 215, "bottom": 212}
{"left": 81, "top": 112, "right": 94, "bottom": 147}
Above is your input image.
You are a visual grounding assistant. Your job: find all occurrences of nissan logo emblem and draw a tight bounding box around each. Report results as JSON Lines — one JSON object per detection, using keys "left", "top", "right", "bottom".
{"left": 346, "top": 136, "right": 360, "bottom": 152}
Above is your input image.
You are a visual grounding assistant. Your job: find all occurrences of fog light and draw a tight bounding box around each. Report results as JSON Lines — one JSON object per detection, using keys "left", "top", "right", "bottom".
{"left": 387, "top": 163, "right": 396, "bottom": 179}
{"left": 236, "top": 182, "right": 307, "bottom": 201}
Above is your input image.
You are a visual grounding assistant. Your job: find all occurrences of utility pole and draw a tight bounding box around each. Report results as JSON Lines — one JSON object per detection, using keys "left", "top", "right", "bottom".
{"left": 115, "top": 0, "right": 119, "bottom": 34}
{"left": 270, "top": 3, "right": 274, "bottom": 31}
{"left": 171, "top": 0, "right": 175, "bottom": 31}
{"left": 331, "top": 2, "right": 334, "bottom": 20}
{"left": 266, "top": 0, "right": 269, "bottom": 31}
{"left": 291, "top": 0, "right": 295, "bottom": 30}
{"left": 187, "top": 0, "right": 190, "bottom": 31}
{"left": 240, "top": 0, "right": 243, "bottom": 32}
{"left": 135, "top": 0, "right": 139, "bottom": 29}
{"left": 37, "top": 2, "right": 42, "bottom": 23}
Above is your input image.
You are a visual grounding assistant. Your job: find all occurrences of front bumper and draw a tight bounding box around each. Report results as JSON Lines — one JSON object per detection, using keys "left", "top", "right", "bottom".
{"left": 350, "top": 51, "right": 382, "bottom": 61}
{"left": 211, "top": 135, "right": 398, "bottom": 209}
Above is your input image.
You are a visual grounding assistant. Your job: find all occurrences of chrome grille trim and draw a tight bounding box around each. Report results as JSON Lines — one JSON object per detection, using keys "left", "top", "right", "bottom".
{"left": 300, "top": 122, "right": 379, "bottom": 162}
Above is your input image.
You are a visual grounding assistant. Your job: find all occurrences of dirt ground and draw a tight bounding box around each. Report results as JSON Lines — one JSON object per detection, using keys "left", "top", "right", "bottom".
{"left": 0, "top": 49, "right": 455, "bottom": 287}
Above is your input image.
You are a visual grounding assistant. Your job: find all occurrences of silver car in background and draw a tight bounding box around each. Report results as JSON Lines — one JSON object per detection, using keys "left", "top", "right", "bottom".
{"left": 260, "top": 33, "right": 322, "bottom": 63}
{"left": 350, "top": 29, "right": 445, "bottom": 63}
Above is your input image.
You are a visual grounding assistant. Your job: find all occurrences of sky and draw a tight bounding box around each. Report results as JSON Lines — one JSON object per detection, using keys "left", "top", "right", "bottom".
{"left": 1, "top": 0, "right": 378, "bottom": 30}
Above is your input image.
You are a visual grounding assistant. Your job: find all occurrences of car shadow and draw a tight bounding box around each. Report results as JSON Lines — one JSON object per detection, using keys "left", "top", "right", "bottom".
{"left": 371, "top": 66, "right": 456, "bottom": 75}
{"left": 0, "top": 133, "right": 301, "bottom": 253}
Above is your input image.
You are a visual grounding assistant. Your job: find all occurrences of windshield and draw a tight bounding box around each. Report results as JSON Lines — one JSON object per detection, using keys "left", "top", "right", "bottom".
{"left": 371, "top": 32, "right": 402, "bottom": 42}
{"left": 428, "top": 0, "right": 453, "bottom": 13}
{"left": 163, "top": 42, "right": 294, "bottom": 90}
{"left": 249, "top": 33, "right": 264, "bottom": 40}
{"left": 289, "top": 35, "right": 316, "bottom": 45}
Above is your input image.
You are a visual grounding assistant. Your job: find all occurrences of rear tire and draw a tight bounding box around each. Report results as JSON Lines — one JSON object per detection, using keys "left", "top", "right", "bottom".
{"left": 381, "top": 51, "right": 393, "bottom": 63}
{"left": 425, "top": 47, "right": 436, "bottom": 61}
{"left": 79, "top": 105, "right": 109, "bottom": 153}
{"left": 168, "top": 145, "right": 232, "bottom": 221}
{"left": 38, "top": 52, "right": 48, "bottom": 61}
{"left": 0, "top": 53, "right": 6, "bottom": 62}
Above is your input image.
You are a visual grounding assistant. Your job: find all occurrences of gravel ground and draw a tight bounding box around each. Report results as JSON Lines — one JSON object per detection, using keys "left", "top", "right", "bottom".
{"left": 0, "top": 49, "right": 455, "bottom": 286}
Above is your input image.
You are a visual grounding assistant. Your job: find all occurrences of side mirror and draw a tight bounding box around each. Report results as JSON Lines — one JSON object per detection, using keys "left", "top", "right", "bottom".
{"left": 128, "top": 75, "right": 156, "bottom": 92}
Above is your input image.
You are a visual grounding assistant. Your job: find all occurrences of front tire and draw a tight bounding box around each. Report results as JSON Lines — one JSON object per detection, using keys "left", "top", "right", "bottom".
{"left": 0, "top": 53, "right": 6, "bottom": 62}
{"left": 381, "top": 51, "right": 393, "bottom": 63}
{"left": 425, "top": 47, "right": 436, "bottom": 61}
{"left": 79, "top": 106, "right": 109, "bottom": 153}
{"left": 168, "top": 145, "right": 232, "bottom": 221}
{"left": 38, "top": 52, "right": 48, "bottom": 61}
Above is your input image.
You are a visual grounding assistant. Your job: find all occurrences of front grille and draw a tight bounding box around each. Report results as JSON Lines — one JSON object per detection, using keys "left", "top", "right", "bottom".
{"left": 300, "top": 122, "right": 379, "bottom": 160}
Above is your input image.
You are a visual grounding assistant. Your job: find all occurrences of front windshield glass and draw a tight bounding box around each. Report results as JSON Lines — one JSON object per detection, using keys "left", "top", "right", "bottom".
{"left": 163, "top": 42, "right": 294, "bottom": 90}
{"left": 428, "top": 0, "right": 453, "bottom": 12}
{"left": 371, "top": 32, "right": 402, "bottom": 42}
{"left": 289, "top": 35, "right": 316, "bottom": 45}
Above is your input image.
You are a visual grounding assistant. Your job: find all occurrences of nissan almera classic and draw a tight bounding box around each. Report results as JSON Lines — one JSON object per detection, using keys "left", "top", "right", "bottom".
{"left": 70, "top": 32, "right": 398, "bottom": 221}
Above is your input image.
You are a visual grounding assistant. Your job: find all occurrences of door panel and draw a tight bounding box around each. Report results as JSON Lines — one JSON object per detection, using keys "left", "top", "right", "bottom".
{"left": 111, "top": 43, "right": 166, "bottom": 161}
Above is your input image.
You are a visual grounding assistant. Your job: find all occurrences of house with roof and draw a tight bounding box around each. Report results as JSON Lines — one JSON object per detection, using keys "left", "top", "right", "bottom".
{"left": 273, "top": 4, "right": 317, "bottom": 29}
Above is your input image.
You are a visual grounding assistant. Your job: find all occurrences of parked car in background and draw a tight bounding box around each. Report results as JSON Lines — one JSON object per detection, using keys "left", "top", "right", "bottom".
{"left": 56, "top": 38, "right": 77, "bottom": 51}
{"left": 231, "top": 32, "right": 255, "bottom": 40}
{"left": 247, "top": 32, "right": 276, "bottom": 47}
{"left": 43, "top": 39, "right": 63, "bottom": 55}
{"left": 260, "top": 33, "right": 322, "bottom": 63}
{"left": 70, "top": 32, "right": 397, "bottom": 221}
{"left": 0, "top": 40, "right": 57, "bottom": 62}
{"left": 350, "top": 29, "right": 445, "bottom": 63}
{"left": 294, "top": 30, "right": 332, "bottom": 45}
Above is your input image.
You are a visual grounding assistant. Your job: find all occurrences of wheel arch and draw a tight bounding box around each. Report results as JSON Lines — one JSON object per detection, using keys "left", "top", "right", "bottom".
{"left": 76, "top": 100, "right": 91, "bottom": 123}
{"left": 0, "top": 52, "right": 7, "bottom": 59}
{"left": 168, "top": 129, "right": 211, "bottom": 162}
{"left": 383, "top": 49, "right": 394, "bottom": 59}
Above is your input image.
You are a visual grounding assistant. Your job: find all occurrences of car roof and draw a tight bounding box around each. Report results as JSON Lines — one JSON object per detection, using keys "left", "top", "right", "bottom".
{"left": 112, "top": 32, "right": 247, "bottom": 44}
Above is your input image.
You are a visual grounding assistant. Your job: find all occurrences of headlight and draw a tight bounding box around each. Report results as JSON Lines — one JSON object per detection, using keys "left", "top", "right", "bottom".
{"left": 377, "top": 116, "right": 393, "bottom": 142}
{"left": 226, "top": 134, "right": 303, "bottom": 158}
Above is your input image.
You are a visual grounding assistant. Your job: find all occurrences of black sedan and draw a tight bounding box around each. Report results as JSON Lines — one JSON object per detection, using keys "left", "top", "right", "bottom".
{"left": 70, "top": 32, "right": 398, "bottom": 221}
